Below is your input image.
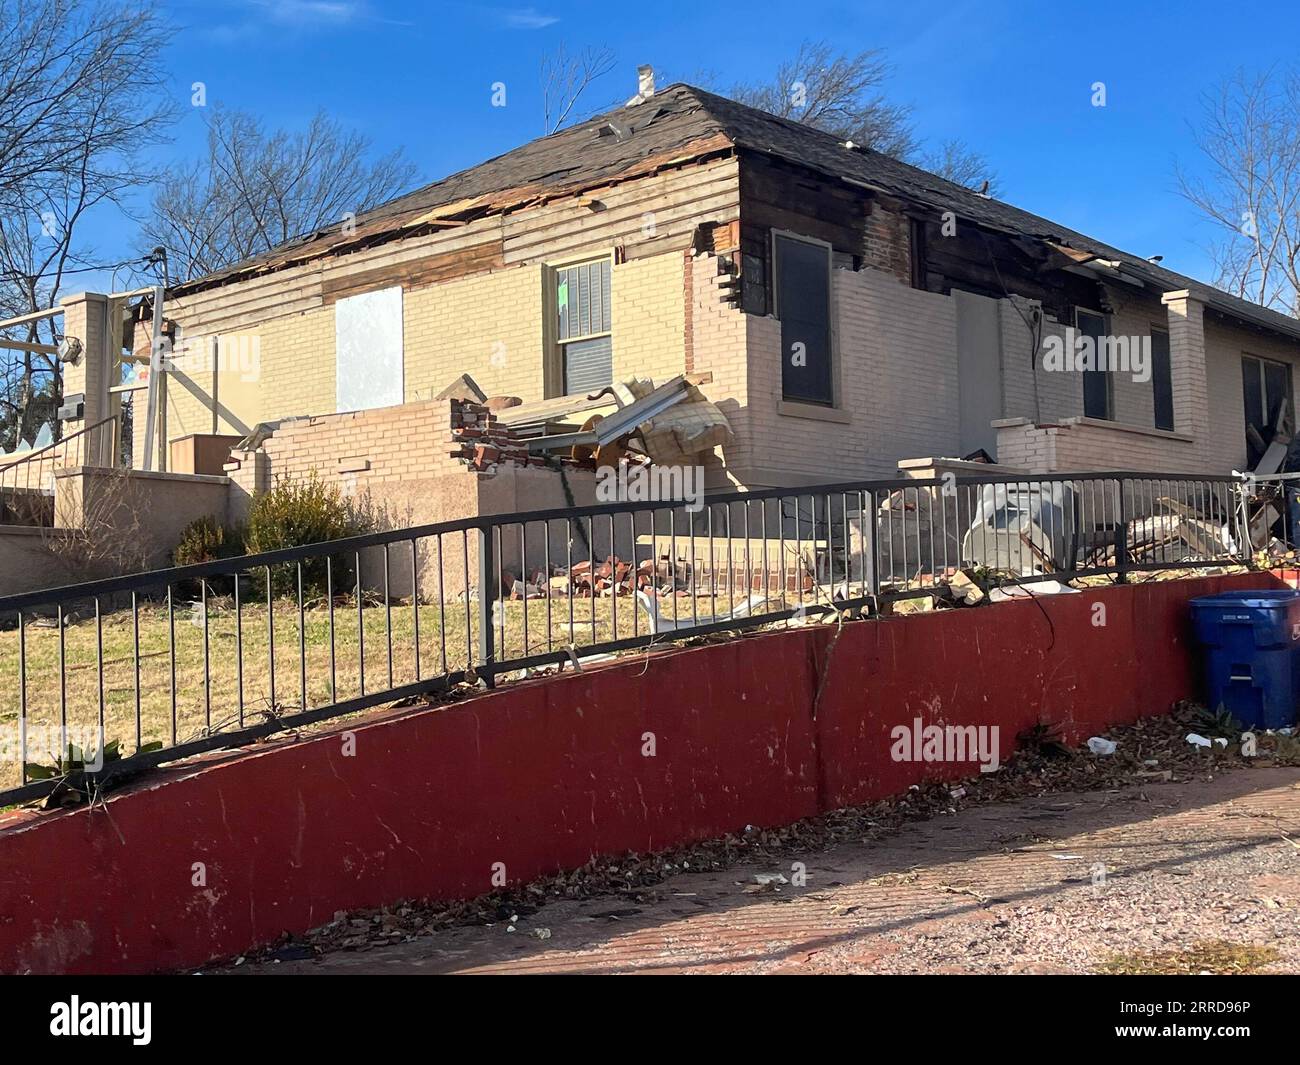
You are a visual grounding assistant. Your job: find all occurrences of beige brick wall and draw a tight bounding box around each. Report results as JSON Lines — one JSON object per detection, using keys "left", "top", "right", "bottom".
{"left": 162, "top": 250, "right": 699, "bottom": 458}
{"left": 687, "top": 253, "right": 749, "bottom": 487}
{"left": 403, "top": 265, "right": 545, "bottom": 403}
{"left": 995, "top": 417, "right": 1200, "bottom": 473}
{"left": 165, "top": 366, "right": 223, "bottom": 440}
{"left": 258, "top": 400, "right": 460, "bottom": 498}
{"left": 1000, "top": 300, "right": 1078, "bottom": 425}
{"left": 1108, "top": 296, "right": 1167, "bottom": 430}
{"left": 997, "top": 293, "right": 1176, "bottom": 435}
{"left": 611, "top": 254, "right": 685, "bottom": 383}
{"left": 254, "top": 310, "right": 334, "bottom": 424}
{"left": 994, "top": 419, "right": 1059, "bottom": 471}
{"left": 999, "top": 295, "right": 1300, "bottom": 477}
{"left": 714, "top": 265, "right": 960, "bottom": 487}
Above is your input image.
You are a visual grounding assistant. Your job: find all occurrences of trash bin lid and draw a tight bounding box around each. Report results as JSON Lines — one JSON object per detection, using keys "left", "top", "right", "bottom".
{"left": 1190, "top": 589, "right": 1300, "bottom": 611}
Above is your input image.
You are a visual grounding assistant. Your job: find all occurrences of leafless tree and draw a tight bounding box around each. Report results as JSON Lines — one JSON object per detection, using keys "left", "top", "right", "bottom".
{"left": 1178, "top": 69, "right": 1300, "bottom": 315}
{"left": 541, "top": 44, "right": 617, "bottom": 134}
{"left": 0, "top": 0, "right": 173, "bottom": 450}
{"left": 141, "top": 108, "right": 417, "bottom": 282}
{"left": 918, "top": 140, "right": 1000, "bottom": 196}
{"left": 718, "top": 40, "right": 998, "bottom": 192}
{"left": 723, "top": 41, "right": 916, "bottom": 158}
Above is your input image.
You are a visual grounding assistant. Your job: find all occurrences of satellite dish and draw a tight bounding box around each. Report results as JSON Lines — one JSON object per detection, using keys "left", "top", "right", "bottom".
{"left": 57, "top": 336, "right": 83, "bottom": 365}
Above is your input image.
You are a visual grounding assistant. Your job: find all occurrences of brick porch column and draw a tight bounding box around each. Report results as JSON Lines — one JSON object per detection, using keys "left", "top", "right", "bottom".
{"left": 59, "top": 292, "right": 111, "bottom": 466}
{"left": 1160, "top": 290, "right": 1211, "bottom": 466}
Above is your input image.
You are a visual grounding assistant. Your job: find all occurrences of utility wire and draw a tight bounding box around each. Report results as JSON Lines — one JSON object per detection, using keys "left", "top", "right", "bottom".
{"left": 0, "top": 253, "right": 156, "bottom": 286}
{"left": 978, "top": 227, "right": 1044, "bottom": 423}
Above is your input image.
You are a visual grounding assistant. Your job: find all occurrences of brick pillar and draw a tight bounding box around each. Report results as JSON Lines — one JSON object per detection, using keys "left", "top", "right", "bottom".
{"left": 59, "top": 292, "right": 110, "bottom": 466}
{"left": 224, "top": 447, "right": 270, "bottom": 526}
{"left": 1160, "top": 290, "right": 1211, "bottom": 465}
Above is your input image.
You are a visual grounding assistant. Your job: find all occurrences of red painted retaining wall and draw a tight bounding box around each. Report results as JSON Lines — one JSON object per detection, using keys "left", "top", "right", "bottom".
{"left": 0, "top": 572, "right": 1277, "bottom": 973}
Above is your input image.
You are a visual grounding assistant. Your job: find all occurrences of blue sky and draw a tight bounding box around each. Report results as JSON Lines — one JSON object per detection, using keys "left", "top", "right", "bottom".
{"left": 80, "top": 0, "right": 1300, "bottom": 291}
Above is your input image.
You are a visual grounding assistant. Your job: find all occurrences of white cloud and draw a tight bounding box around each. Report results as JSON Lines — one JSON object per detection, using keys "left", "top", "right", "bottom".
{"left": 200, "top": 0, "right": 409, "bottom": 38}
{"left": 495, "top": 6, "right": 560, "bottom": 30}
{"left": 251, "top": 0, "right": 364, "bottom": 24}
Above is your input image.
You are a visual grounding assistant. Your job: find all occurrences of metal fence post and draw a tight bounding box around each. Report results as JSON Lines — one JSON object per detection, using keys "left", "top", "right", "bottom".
{"left": 1116, "top": 478, "right": 1130, "bottom": 584}
{"left": 477, "top": 525, "right": 496, "bottom": 688}
{"left": 868, "top": 488, "right": 881, "bottom": 610}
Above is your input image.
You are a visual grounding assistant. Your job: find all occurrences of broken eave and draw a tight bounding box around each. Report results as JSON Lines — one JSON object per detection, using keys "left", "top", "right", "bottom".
{"left": 169, "top": 133, "right": 736, "bottom": 299}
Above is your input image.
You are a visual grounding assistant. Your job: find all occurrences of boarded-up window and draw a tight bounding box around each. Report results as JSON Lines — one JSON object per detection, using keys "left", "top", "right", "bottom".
{"left": 335, "top": 286, "right": 403, "bottom": 413}
{"left": 774, "top": 234, "right": 832, "bottom": 405}
{"left": 1150, "top": 328, "right": 1174, "bottom": 431}
{"left": 556, "top": 258, "right": 612, "bottom": 396}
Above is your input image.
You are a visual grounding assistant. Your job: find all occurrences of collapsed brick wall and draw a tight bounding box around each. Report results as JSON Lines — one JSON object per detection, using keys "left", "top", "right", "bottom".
{"left": 222, "top": 397, "right": 602, "bottom": 602}
{"left": 449, "top": 401, "right": 584, "bottom": 474}
{"left": 224, "top": 399, "right": 485, "bottom": 599}
{"left": 225, "top": 397, "right": 586, "bottom": 493}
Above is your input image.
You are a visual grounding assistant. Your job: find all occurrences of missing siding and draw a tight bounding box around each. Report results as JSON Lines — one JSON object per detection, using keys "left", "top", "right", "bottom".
{"left": 741, "top": 250, "right": 768, "bottom": 315}
{"left": 321, "top": 239, "right": 505, "bottom": 305}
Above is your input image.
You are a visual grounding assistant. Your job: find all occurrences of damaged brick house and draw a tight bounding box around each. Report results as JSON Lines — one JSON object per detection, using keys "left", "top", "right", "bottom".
{"left": 64, "top": 80, "right": 1300, "bottom": 517}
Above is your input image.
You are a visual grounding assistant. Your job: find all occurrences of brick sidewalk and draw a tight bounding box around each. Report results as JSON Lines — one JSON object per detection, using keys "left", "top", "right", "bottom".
{"left": 224, "top": 768, "right": 1300, "bottom": 975}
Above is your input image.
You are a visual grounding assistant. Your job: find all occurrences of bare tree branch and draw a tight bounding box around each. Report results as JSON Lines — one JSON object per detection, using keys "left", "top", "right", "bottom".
{"left": 140, "top": 108, "right": 418, "bottom": 282}
{"left": 723, "top": 41, "right": 916, "bottom": 157}
{"left": 713, "top": 40, "right": 998, "bottom": 192}
{"left": 0, "top": 0, "right": 174, "bottom": 451}
{"left": 918, "top": 140, "right": 1001, "bottom": 196}
{"left": 541, "top": 44, "right": 617, "bottom": 134}
{"left": 1178, "top": 68, "right": 1300, "bottom": 315}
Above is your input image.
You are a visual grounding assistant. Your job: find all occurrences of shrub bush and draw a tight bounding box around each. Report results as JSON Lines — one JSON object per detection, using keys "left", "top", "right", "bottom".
{"left": 173, "top": 515, "right": 242, "bottom": 568}
{"left": 244, "top": 475, "right": 358, "bottom": 599}
{"left": 172, "top": 515, "right": 245, "bottom": 596}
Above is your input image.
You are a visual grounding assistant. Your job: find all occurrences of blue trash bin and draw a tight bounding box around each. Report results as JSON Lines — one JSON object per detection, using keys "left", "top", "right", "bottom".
{"left": 1189, "top": 589, "right": 1300, "bottom": 731}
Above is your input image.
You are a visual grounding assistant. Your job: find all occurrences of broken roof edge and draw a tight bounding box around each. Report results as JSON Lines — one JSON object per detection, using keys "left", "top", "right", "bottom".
{"left": 168, "top": 122, "right": 737, "bottom": 298}
{"left": 828, "top": 156, "right": 1300, "bottom": 345}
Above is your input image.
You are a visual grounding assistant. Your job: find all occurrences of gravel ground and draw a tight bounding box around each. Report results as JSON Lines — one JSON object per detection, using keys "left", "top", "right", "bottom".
{"left": 216, "top": 750, "right": 1300, "bottom": 975}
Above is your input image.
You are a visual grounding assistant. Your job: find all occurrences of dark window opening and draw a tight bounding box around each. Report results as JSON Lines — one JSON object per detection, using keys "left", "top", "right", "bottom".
{"left": 1076, "top": 308, "right": 1112, "bottom": 419}
{"left": 555, "top": 258, "right": 612, "bottom": 396}
{"left": 774, "top": 233, "right": 833, "bottom": 406}
{"left": 1242, "top": 353, "right": 1293, "bottom": 467}
{"left": 909, "top": 217, "right": 927, "bottom": 290}
{"left": 1151, "top": 328, "right": 1174, "bottom": 431}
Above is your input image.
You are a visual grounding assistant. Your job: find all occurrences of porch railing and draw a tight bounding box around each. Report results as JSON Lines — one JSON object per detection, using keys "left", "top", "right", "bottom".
{"left": 0, "top": 468, "right": 1249, "bottom": 805}
{"left": 0, "top": 416, "right": 117, "bottom": 502}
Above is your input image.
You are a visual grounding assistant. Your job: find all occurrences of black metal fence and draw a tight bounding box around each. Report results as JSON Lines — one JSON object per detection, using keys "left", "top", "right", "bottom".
{"left": 0, "top": 469, "right": 1249, "bottom": 804}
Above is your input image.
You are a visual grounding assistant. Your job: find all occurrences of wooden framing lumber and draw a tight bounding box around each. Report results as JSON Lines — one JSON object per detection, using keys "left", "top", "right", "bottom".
{"left": 0, "top": 339, "right": 58, "bottom": 355}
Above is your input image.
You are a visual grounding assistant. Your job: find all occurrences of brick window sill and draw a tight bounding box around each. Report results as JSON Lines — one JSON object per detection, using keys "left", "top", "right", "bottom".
{"left": 778, "top": 401, "right": 852, "bottom": 424}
